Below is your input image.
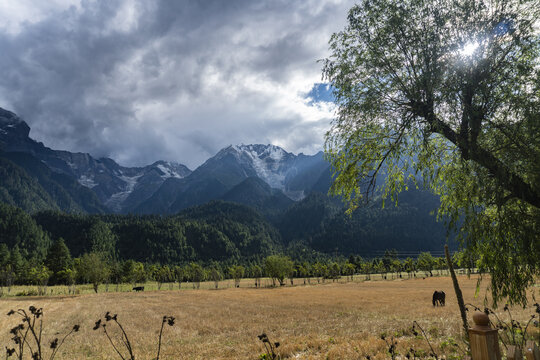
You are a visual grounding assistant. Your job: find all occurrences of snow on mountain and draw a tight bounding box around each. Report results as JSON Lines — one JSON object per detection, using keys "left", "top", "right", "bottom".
{"left": 152, "top": 160, "right": 191, "bottom": 180}
{"left": 104, "top": 173, "right": 144, "bottom": 212}
{"left": 225, "top": 144, "right": 295, "bottom": 190}
{"left": 78, "top": 174, "right": 98, "bottom": 188}
{"left": 208, "top": 144, "right": 328, "bottom": 202}
{"left": 0, "top": 107, "right": 194, "bottom": 213}
{"left": 91, "top": 161, "right": 191, "bottom": 212}
{"left": 0, "top": 107, "right": 332, "bottom": 213}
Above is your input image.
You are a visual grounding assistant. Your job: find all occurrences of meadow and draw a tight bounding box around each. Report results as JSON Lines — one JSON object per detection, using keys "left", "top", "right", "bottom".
{"left": 0, "top": 275, "right": 537, "bottom": 359}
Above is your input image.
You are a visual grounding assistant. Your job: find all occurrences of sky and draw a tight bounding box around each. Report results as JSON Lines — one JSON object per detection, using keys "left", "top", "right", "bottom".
{"left": 0, "top": 0, "right": 352, "bottom": 169}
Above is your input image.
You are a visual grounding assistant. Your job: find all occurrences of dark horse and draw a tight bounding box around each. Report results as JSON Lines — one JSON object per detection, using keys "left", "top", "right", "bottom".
{"left": 432, "top": 291, "right": 445, "bottom": 306}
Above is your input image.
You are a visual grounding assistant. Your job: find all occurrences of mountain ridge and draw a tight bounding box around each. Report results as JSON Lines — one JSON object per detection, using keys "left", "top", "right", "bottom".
{"left": 0, "top": 107, "right": 456, "bottom": 258}
{"left": 0, "top": 108, "right": 193, "bottom": 212}
{"left": 0, "top": 107, "right": 330, "bottom": 214}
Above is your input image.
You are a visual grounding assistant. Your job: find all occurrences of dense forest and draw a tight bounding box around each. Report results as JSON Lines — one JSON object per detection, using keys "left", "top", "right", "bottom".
{"left": 0, "top": 187, "right": 460, "bottom": 288}
{"left": 1, "top": 190, "right": 454, "bottom": 262}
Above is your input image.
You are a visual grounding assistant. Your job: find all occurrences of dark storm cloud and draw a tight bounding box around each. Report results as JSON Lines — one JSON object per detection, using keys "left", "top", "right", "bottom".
{"left": 0, "top": 0, "right": 352, "bottom": 168}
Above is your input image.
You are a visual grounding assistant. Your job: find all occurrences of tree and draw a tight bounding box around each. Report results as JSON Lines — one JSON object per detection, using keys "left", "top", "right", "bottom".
{"left": 372, "top": 259, "right": 385, "bottom": 279}
{"left": 249, "top": 264, "right": 263, "bottom": 287}
{"left": 301, "top": 262, "right": 312, "bottom": 284}
{"left": 0, "top": 203, "right": 51, "bottom": 260}
{"left": 155, "top": 265, "right": 173, "bottom": 290}
{"left": 391, "top": 259, "right": 402, "bottom": 279}
{"left": 323, "top": 0, "right": 540, "bottom": 304}
{"left": 403, "top": 257, "right": 416, "bottom": 278}
{"left": 189, "top": 263, "right": 205, "bottom": 289}
{"left": 9, "top": 246, "right": 25, "bottom": 283}
{"left": 312, "top": 262, "right": 323, "bottom": 283}
{"left": 264, "top": 255, "right": 294, "bottom": 286}
{"left": 28, "top": 265, "right": 51, "bottom": 295}
{"left": 85, "top": 220, "right": 117, "bottom": 261}
{"left": 45, "top": 238, "right": 72, "bottom": 285}
{"left": 343, "top": 262, "right": 355, "bottom": 282}
{"left": 173, "top": 265, "right": 184, "bottom": 290}
{"left": 0, "top": 244, "right": 10, "bottom": 268}
{"left": 361, "top": 260, "right": 372, "bottom": 280}
{"left": 288, "top": 265, "right": 296, "bottom": 286}
{"left": 229, "top": 265, "right": 245, "bottom": 288}
{"left": 329, "top": 262, "right": 341, "bottom": 282}
{"left": 435, "top": 257, "right": 447, "bottom": 276}
{"left": 122, "top": 260, "right": 146, "bottom": 285}
{"left": 417, "top": 252, "right": 436, "bottom": 277}
{"left": 57, "top": 268, "right": 77, "bottom": 294}
{"left": 77, "top": 252, "right": 110, "bottom": 293}
{"left": 208, "top": 267, "right": 223, "bottom": 289}
{"left": 109, "top": 261, "right": 122, "bottom": 292}
{"left": 319, "top": 264, "right": 328, "bottom": 282}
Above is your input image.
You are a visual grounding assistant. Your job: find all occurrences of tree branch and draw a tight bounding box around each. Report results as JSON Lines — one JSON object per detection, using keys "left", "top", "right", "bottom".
{"left": 416, "top": 102, "right": 540, "bottom": 208}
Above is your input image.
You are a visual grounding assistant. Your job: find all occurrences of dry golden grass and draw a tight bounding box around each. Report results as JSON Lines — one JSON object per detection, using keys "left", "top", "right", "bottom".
{"left": 0, "top": 275, "right": 537, "bottom": 359}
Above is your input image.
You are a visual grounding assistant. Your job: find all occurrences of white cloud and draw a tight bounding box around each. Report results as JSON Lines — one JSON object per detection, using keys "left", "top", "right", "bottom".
{"left": 0, "top": 0, "right": 353, "bottom": 168}
{"left": 0, "top": 0, "right": 81, "bottom": 35}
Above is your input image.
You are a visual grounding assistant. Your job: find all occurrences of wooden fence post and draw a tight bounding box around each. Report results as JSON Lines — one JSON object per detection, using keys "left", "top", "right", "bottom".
{"left": 469, "top": 312, "right": 501, "bottom": 360}
{"left": 525, "top": 340, "right": 540, "bottom": 360}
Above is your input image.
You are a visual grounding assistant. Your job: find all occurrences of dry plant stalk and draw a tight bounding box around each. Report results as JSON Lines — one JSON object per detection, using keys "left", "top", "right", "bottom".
{"left": 5, "top": 306, "right": 79, "bottom": 360}
{"left": 93, "top": 312, "right": 175, "bottom": 360}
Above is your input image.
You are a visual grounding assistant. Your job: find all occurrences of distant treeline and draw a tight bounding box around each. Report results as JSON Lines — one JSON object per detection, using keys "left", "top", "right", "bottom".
{"left": 0, "top": 195, "right": 465, "bottom": 290}
{"left": 0, "top": 200, "right": 474, "bottom": 291}
{"left": 0, "top": 236, "right": 475, "bottom": 293}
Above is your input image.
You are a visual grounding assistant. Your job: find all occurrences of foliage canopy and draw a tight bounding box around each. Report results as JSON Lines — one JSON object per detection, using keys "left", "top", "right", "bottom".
{"left": 323, "top": 0, "right": 540, "bottom": 304}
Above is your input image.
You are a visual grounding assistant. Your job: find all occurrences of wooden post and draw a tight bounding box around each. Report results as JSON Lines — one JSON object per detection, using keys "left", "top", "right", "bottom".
{"left": 525, "top": 341, "right": 540, "bottom": 360}
{"left": 469, "top": 312, "right": 501, "bottom": 360}
{"left": 507, "top": 345, "right": 523, "bottom": 360}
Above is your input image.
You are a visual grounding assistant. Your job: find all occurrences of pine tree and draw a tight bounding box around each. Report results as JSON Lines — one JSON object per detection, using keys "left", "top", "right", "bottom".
{"left": 9, "top": 246, "right": 24, "bottom": 282}
{"left": 45, "top": 237, "right": 72, "bottom": 284}
{"left": 0, "top": 243, "right": 9, "bottom": 268}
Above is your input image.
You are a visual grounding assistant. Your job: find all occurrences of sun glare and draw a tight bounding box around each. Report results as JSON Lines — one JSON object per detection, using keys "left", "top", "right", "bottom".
{"left": 460, "top": 41, "right": 479, "bottom": 57}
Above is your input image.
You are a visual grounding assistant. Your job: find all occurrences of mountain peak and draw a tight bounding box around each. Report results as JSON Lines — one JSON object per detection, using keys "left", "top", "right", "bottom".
{"left": 208, "top": 143, "right": 296, "bottom": 191}
{"left": 0, "top": 107, "right": 19, "bottom": 122}
{"left": 232, "top": 144, "right": 288, "bottom": 158}
{"left": 221, "top": 144, "right": 292, "bottom": 164}
{"left": 0, "top": 107, "right": 30, "bottom": 138}
{"left": 149, "top": 160, "right": 191, "bottom": 179}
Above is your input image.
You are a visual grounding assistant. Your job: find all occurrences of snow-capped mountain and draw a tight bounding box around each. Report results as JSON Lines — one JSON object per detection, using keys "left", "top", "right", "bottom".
{"left": 0, "top": 107, "right": 191, "bottom": 213}
{"left": 0, "top": 107, "right": 331, "bottom": 214}
{"left": 211, "top": 144, "right": 296, "bottom": 189}
{"left": 213, "top": 144, "right": 329, "bottom": 200}
{"left": 136, "top": 143, "right": 331, "bottom": 214}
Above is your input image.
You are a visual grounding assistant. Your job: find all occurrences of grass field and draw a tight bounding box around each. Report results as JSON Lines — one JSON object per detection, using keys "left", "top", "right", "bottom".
{"left": 0, "top": 275, "right": 537, "bottom": 359}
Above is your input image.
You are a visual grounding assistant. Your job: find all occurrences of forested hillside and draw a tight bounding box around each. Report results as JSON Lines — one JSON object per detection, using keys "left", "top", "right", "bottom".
{"left": 0, "top": 157, "right": 60, "bottom": 213}
{"left": 0, "top": 188, "right": 453, "bottom": 268}
{"left": 0, "top": 151, "right": 106, "bottom": 213}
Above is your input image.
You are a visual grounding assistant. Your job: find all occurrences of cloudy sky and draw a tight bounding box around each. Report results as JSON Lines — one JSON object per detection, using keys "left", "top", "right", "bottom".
{"left": 0, "top": 0, "right": 353, "bottom": 168}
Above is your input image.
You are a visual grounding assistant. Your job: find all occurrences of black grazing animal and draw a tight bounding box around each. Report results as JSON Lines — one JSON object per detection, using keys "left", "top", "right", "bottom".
{"left": 432, "top": 291, "right": 445, "bottom": 306}
{"left": 133, "top": 286, "right": 144, "bottom": 292}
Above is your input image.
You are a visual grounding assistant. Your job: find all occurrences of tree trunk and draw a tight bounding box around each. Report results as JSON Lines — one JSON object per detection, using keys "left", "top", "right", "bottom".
{"left": 445, "top": 245, "right": 469, "bottom": 343}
